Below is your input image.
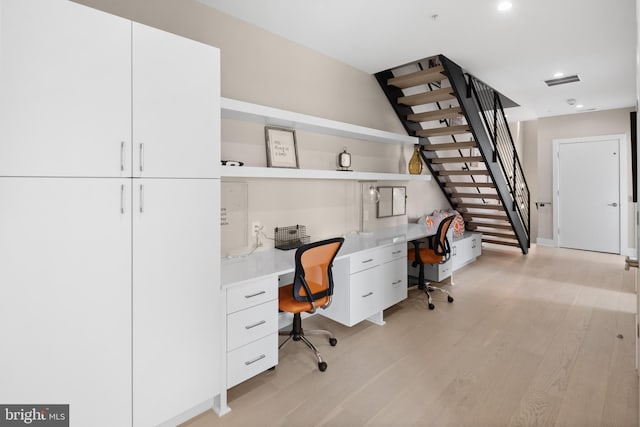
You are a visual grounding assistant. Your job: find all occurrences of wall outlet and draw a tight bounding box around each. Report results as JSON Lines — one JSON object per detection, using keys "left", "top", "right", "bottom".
{"left": 252, "top": 221, "right": 262, "bottom": 235}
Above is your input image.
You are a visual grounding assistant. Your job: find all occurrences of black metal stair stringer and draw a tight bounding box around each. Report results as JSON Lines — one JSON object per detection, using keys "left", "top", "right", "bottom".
{"left": 438, "top": 55, "right": 529, "bottom": 254}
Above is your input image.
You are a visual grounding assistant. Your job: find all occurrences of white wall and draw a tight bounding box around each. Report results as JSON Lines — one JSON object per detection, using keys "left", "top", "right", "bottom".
{"left": 73, "top": 0, "right": 450, "bottom": 255}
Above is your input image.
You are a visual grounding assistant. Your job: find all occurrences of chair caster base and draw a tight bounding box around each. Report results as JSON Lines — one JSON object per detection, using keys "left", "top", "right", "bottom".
{"left": 428, "top": 303, "right": 435, "bottom": 310}
{"left": 329, "top": 337, "right": 337, "bottom": 346}
{"left": 448, "top": 295, "right": 454, "bottom": 303}
{"left": 318, "top": 361, "right": 328, "bottom": 372}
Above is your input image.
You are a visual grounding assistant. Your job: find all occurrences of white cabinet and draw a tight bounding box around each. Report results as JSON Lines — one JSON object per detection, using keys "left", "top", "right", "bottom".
{"left": 0, "top": 0, "right": 131, "bottom": 177}
{"left": 322, "top": 243, "right": 408, "bottom": 327}
{"left": 132, "top": 23, "right": 220, "bottom": 178}
{"left": 451, "top": 232, "right": 482, "bottom": 270}
{"left": 0, "top": 178, "right": 132, "bottom": 427}
{"left": 132, "top": 179, "right": 222, "bottom": 427}
{"left": 225, "top": 276, "right": 278, "bottom": 388}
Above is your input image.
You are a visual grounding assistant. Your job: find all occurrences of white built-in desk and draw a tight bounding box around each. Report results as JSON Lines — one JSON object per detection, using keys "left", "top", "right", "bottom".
{"left": 220, "top": 224, "right": 431, "bottom": 396}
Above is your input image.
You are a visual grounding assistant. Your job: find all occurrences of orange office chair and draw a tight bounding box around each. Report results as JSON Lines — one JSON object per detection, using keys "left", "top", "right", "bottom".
{"left": 278, "top": 237, "right": 344, "bottom": 372}
{"left": 408, "top": 214, "right": 456, "bottom": 310}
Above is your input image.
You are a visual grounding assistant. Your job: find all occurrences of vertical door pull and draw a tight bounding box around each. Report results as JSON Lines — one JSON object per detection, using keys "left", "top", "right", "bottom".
{"left": 120, "top": 184, "right": 125, "bottom": 214}
{"left": 139, "top": 143, "right": 144, "bottom": 172}
{"left": 139, "top": 184, "right": 144, "bottom": 213}
{"left": 120, "top": 141, "right": 126, "bottom": 172}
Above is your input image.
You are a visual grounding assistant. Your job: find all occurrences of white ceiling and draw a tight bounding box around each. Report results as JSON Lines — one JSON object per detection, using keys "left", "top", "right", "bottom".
{"left": 199, "top": 0, "right": 636, "bottom": 122}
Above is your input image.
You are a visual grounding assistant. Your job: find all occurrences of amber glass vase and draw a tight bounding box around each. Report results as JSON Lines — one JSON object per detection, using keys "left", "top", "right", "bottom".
{"left": 408, "top": 145, "right": 423, "bottom": 175}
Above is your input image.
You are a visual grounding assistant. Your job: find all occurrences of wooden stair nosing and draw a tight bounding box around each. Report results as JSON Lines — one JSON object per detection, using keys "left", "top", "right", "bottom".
{"left": 451, "top": 192, "right": 500, "bottom": 199}
{"left": 456, "top": 202, "right": 503, "bottom": 210}
{"left": 408, "top": 107, "right": 462, "bottom": 123}
{"left": 481, "top": 231, "right": 517, "bottom": 239}
{"left": 482, "top": 238, "right": 521, "bottom": 248}
{"left": 467, "top": 222, "right": 512, "bottom": 230}
{"left": 430, "top": 156, "right": 482, "bottom": 164}
{"left": 417, "top": 124, "right": 470, "bottom": 138}
{"left": 437, "top": 170, "right": 490, "bottom": 176}
{"left": 444, "top": 182, "right": 495, "bottom": 188}
{"left": 387, "top": 66, "right": 447, "bottom": 89}
{"left": 423, "top": 141, "right": 477, "bottom": 151}
{"left": 398, "top": 87, "right": 455, "bottom": 106}
{"left": 463, "top": 213, "right": 508, "bottom": 220}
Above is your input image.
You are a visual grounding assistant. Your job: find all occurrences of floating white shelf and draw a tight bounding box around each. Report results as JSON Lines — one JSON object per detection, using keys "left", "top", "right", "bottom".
{"left": 221, "top": 97, "right": 418, "bottom": 146}
{"left": 221, "top": 166, "right": 431, "bottom": 181}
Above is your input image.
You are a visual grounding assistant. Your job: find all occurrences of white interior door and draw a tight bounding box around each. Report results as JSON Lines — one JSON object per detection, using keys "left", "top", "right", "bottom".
{"left": 557, "top": 139, "right": 620, "bottom": 253}
{"left": 0, "top": 178, "right": 132, "bottom": 427}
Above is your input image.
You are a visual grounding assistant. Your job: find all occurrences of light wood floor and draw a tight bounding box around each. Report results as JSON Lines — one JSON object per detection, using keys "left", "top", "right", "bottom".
{"left": 184, "top": 244, "right": 638, "bottom": 427}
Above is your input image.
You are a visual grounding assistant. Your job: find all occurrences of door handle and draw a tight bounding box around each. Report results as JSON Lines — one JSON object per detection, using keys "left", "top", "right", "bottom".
{"left": 607, "top": 202, "right": 618, "bottom": 207}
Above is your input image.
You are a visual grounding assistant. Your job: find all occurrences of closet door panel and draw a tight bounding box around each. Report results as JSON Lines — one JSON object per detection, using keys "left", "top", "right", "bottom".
{"left": 0, "top": 0, "right": 131, "bottom": 177}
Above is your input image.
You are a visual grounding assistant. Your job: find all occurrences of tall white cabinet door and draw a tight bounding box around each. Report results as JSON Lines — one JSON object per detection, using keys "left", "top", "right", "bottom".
{"left": 0, "top": 0, "right": 131, "bottom": 177}
{"left": 0, "top": 178, "right": 132, "bottom": 427}
{"left": 132, "top": 179, "right": 222, "bottom": 426}
{"left": 132, "top": 23, "right": 220, "bottom": 179}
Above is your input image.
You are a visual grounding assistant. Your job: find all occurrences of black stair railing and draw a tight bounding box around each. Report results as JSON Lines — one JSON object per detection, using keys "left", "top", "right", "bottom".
{"left": 467, "top": 75, "right": 530, "bottom": 242}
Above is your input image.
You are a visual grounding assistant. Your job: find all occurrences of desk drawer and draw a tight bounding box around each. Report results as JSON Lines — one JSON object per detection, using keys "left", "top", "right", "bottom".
{"left": 349, "top": 267, "right": 382, "bottom": 324}
{"left": 227, "top": 275, "right": 277, "bottom": 314}
{"left": 380, "top": 242, "right": 407, "bottom": 264}
{"left": 227, "top": 333, "right": 278, "bottom": 388}
{"left": 227, "top": 299, "right": 278, "bottom": 351}
{"left": 349, "top": 248, "right": 380, "bottom": 274}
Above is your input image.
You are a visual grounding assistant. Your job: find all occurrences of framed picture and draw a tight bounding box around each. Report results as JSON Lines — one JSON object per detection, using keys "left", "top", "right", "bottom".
{"left": 377, "top": 186, "right": 406, "bottom": 218}
{"left": 265, "top": 126, "right": 299, "bottom": 168}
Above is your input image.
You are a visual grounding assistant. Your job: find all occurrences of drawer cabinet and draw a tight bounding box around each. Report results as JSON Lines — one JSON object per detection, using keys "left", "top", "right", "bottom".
{"left": 348, "top": 266, "right": 384, "bottom": 325}
{"left": 225, "top": 275, "right": 278, "bottom": 388}
{"left": 381, "top": 258, "right": 407, "bottom": 309}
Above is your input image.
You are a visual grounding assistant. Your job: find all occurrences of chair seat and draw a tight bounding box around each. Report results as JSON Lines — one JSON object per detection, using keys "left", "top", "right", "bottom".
{"left": 279, "top": 282, "right": 329, "bottom": 314}
{"left": 408, "top": 247, "right": 444, "bottom": 265}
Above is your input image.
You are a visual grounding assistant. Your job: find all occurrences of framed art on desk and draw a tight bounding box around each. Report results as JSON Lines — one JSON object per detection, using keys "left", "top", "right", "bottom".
{"left": 265, "top": 126, "right": 299, "bottom": 168}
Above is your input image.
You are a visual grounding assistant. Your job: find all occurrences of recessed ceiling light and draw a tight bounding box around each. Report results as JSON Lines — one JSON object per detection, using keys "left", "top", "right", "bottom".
{"left": 497, "top": 1, "right": 512, "bottom": 11}
{"left": 553, "top": 72, "right": 564, "bottom": 78}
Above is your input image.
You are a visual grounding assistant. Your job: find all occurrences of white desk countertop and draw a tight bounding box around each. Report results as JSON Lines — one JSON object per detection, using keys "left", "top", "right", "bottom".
{"left": 221, "top": 223, "right": 431, "bottom": 287}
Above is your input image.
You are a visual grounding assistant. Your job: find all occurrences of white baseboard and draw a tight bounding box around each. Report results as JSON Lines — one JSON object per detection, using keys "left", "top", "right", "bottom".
{"left": 536, "top": 238, "right": 555, "bottom": 247}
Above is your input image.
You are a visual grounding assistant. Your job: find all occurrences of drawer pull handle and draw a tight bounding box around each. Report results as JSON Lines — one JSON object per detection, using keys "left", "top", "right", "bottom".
{"left": 392, "top": 280, "right": 402, "bottom": 285}
{"left": 244, "top": 290, "right": 266, "bottom": 299}
{"left": 245, "top": 320, "right": 266, "bottom": 330}
{"left": 362, "top": 292, "right": 374, "bottom": 298}
{"left": 245, "top": 354, "right": 266, "bottom": 366}
{"left": 361, "top": 258, "right": 374, "bottom": 264}
{"left": 392, "top": 250, "right": 402, "bottom": 255}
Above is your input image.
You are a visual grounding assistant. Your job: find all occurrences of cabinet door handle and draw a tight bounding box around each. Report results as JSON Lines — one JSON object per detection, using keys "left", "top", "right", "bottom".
{"left": 120, "top": 141, "right": 126, "bottom": 172}
{"left": 244, "top": 354, "right": 266, "bottom": 366}
{"left": 139, "top": 143, "right": 144, "bottom": 172}
{"left": 361, "top": 258, "right": 374, "bottom": 264}
{"left": 120, "top": 184, "right": 125, "bottom": 214}
{"left": 244, "top": 290, "right": 266, "bottom": 299}
{"left": 139, "top": 184, "right": 144, "bottom": 213}
{"left": 362, "top": 291, "right": 374, "bottom": 298}
{"left": 392, "top": 250, "right": 402, "bottom": 255}
{"left": 392, "top": 280, "right": 402, "bottom": 285}
{"left": 245, "top": 320, "right": 266, "bottom": 330}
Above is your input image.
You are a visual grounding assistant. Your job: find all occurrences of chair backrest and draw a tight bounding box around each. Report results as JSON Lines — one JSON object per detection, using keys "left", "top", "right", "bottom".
{"left": 292, "top": 237, "right": 344, "bottom": 305}
{"left": 431, "top": 215, "right": 457, "bottom": 257}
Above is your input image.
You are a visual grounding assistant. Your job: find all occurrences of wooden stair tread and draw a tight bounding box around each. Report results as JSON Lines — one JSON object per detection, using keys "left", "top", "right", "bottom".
{"left": 417, "top": 125, "right": 470, "bottom": 138}
{"left": 467, "top": 222, "right": 512, "bottom": 230}
{"left": 398, "top": 88, "right": 455, "bottom": 106}
{"left": 457, "top": 202, "right": 503, "bottom": 210}
{"left": 424, "top": 141, "right": 477, "bottom": 151}
{"left": 388, "top": 66, "right": 447, "bottom": 89}
{"left": 431, "top": 156, "right": 482, "bottom": 164}
{"left": 445, "top": 182, "right": 495, "bottom": 188}
{"left": 482, "top": 238, "right": 521, "bottom": 248}
{"left": 481, "top": 231, "right": 516, "bottom": 239}
{"left": 408, "top": 107, "right": 462, "bottom": 123}
{"left": 463, "top": 212, "right": 507, "bottom": 220}
{"left": 451, "top": 192, "right": 500, "bottom": 199}
{"left": 437, "top": 170, "right": 489, "bottom": 176}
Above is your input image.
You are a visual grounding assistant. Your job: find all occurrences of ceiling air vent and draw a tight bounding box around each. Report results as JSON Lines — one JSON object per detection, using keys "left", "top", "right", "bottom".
{"left": 544, "top": 74, "right": 581, "bottom": 87}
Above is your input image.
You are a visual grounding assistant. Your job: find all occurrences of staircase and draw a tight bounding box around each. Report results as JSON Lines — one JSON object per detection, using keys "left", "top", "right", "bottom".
{"left": 375, "top": 55, "right": 530, "bottom": 254}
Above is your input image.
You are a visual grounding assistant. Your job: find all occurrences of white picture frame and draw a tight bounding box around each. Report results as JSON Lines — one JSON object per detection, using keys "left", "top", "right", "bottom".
{"left": 265, "top": 126, "right": 299, "bottom": 168}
